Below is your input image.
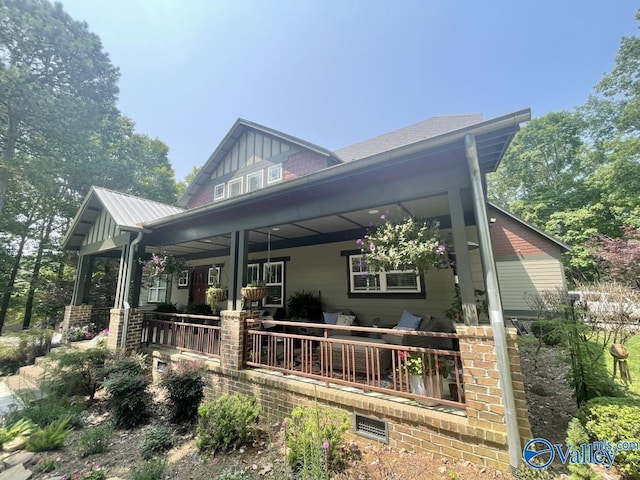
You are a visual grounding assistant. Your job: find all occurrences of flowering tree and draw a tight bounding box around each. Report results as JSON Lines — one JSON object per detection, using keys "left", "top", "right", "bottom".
{"left": 357, "top": 216, "right": 447, "bottom": 274}
{"left": 590, "top": 227, "right": 640, "bottom": 288}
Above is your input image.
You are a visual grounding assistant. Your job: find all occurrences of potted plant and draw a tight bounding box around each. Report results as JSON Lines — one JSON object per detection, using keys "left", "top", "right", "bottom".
{"left": 286, "top": 291, "right": 322, "bottom": 322}
{"left": 398, "top": 351, "right": 450, "bottom": 405}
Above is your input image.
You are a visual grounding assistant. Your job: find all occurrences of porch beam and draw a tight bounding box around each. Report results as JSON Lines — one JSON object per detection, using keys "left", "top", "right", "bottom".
{"left": 447, "top": 189, "right": 478, "bottom": 325}
{"left": 79, "top": 232, "right": 131, "bottom": 256}
{"left": 150, "top": 161, "right": 470, "bottom": 246}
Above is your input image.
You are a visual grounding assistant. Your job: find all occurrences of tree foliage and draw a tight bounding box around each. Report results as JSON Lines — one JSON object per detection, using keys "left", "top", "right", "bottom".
{"left": 490, "top": 9, "right": 640, "bottom": 285}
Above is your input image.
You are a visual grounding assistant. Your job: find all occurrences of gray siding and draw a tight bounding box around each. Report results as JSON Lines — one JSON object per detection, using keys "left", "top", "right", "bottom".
{"left": 81, "top": 209, "right": 121, "bottom": 247}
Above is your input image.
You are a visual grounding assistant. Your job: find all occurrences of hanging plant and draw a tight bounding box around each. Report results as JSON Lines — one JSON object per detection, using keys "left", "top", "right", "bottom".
{"left": 206, "top": 286, "right": 228, "bottom": 306}
{"left": 357, "top": 216, "right": 448, "bottom": 274}
{"left": 140, "top": 254, "right": 186, "bottom": 277}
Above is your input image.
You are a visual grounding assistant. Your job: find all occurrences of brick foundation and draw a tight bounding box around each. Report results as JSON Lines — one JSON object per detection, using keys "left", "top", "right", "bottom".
{"left": 145, "top": 316, "right": 532, "bottom": 473}
{"left": 107, "top": 308, "right": 145, "bottom": 351}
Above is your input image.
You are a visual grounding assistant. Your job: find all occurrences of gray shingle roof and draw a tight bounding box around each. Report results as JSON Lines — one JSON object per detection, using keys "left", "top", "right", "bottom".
{"left": 334, "top": 114, "right": 484, "bottom": 162}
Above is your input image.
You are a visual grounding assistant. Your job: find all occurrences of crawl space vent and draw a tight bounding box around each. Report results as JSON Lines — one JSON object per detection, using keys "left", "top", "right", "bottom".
{"left": 354, "top": 413, "right": 388, "bottom": 443}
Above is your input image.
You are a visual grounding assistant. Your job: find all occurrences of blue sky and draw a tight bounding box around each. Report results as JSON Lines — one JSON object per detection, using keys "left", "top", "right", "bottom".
{"left": 58, "top": 1, "right": 638, "bottom": 181}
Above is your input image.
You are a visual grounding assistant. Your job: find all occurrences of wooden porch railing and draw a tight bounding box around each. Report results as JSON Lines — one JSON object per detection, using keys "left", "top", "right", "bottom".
{"left": 246, "top": 320, "right": 465, "bottom": 408}
{"left": 141, "top": 312, "right": 221, "bottom": 357}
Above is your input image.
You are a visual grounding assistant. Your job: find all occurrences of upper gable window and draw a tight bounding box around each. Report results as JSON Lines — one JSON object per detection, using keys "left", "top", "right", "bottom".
{"left": 268, "top": 165, "right": 282, "bottom": 184}
{"left": 214, "top": 183, "right": 225, "bottom": 201}
{"left": 247, "top": 171, "right": 263, "bottom": 193}
{"left": 228, "top": 178, "right": 243, "bottom": 198}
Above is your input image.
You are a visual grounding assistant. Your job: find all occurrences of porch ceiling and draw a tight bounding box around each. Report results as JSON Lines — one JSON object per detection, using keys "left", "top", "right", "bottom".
{"left": 145, "top": 192, "right": 472, "bottom": 259}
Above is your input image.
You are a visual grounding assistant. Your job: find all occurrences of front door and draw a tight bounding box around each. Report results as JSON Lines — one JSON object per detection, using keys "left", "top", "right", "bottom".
{"left": 191, "top": 268, "right": 208, "bottom": 305}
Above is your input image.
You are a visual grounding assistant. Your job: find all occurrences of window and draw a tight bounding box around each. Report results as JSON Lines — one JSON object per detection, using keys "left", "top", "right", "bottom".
{"left": 267, "top": 164, "right": 282, "bottom": 184}
{"left": 214, "top": 183, "right": 225, "bottom": 201}
{"left": 177, "top": 270, "right": 189, "bottom": 288}
{"left": 263, "top": 261, "right": 284, "bottom": 307}
{"left": 147, "top": 275, "right": 168, "bottom": 303}
{"left": 228, "top": 178, "right": 243, "bottom": 198}
{"left": 246, "top": 171, "right": 263, "bottom": 192}
{"left": 348, "top": 255, "right": 421, "bottom": 294}
{"left": 207, "top": 266, "right": 221, "bottom": 286}
{"left": 246, "top": 261, "right": 285, "bottom": 308}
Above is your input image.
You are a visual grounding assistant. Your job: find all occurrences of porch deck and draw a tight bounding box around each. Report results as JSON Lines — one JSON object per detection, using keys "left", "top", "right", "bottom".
{"left": 141, "top": 312, "right": 465, "bottom": 408}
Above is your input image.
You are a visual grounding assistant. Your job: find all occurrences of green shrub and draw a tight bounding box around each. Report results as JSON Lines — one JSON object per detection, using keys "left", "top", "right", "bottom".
{"left": 565, "top": 418, "right": 600, "bottom": 479}
{"left": 25, "top": 416, "right": 74, "bottom": 452}
{"left": 530, "top": 320, "right": 566, "bottom": 345}
{"left": 214, "top": 466, "right": 256, "bottom": 480}
{"left": 196, "top": 394, "right": 261, "bottom": 453}
{"left": 140, "top": 425, "right": 174, "bottom": 460}
{"left": 160, "top": 361, "right": 205, "bottom": 424}
{"left": 6, "top": 394, "right": 84, "bottom": 429}
{"left": 0, "top": 344, "right": 26, "bottom": 375}
{"left": 103, "top": 354, "right": 151, "bottom": 429}
{"left": 0, "top": 329, "right": 53, "bottom": 375}
{"left": 185, "top": 303, "right": 213, "bottom": 315}
{"left": 131, "top": 459, "right": 166, "bottom": 480}
{"left": 49, "top": 348, "right": 110, "bottom": 401}
{"left": 68, "top": 461, "right": 107, "bottom": 480}
{"left": 284, "top": 404, "right": 350, "bottom": 475}
{"left": 78, "top": 424, "right": 113, "bottom": 457}
{"left": 575, "top": 396, "right": 640, "bottom": 478}
{"left": 0, "top": 417, "right": 38, "bottom": 444}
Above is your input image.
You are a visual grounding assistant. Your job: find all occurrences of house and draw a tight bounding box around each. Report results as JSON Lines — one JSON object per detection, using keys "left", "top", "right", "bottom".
{"left": 61, "top": 109, "right": 544, "bottom": 473}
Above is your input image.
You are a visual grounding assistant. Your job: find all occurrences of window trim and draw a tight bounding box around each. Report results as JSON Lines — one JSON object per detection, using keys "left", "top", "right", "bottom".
{"left": 267, "top": 164, "right": 282, "bottom": 184}
{"left": 147, "top": 275, "right": 168, "bottom": 304}
{"left": 345, "top": 254, "right": 425, "bottom": 299}
{"left": 177, "top": 270, "right": 189, "bottom": 288}
{"left": 214, "top": 183, "right": 225, "bottom": 201}
{"left": 246, "top": 170, "right": 264, "bottom": 192}
{"left": 263, "top": 261, "right": 284, "bottom": 308}
{"left": 207, "top": 266, "right": 221, "bottom": 286}
{"left": 246, "top": 260, "right": 286, "bottom": 308}
{"left": 228, "top": 177, "right": 243, "bottom": 198}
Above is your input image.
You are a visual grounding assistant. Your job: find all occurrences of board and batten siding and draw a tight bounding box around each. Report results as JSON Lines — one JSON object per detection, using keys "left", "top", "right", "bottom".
{"left": 81, "top": 209, "right": 121, "bottom": 247}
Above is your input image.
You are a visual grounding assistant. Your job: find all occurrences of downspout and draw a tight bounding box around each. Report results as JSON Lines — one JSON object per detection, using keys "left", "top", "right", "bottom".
{"left": 120, "top": 231, "right": 144, "bottom": 349}
{"left": 465, "top": 133, "right": 521, "bottom": 475}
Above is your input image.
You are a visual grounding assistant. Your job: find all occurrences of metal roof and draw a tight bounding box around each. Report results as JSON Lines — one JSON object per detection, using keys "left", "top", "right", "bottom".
{"left": 335, "top": 114, "right": 484, "bottom": 162}
{"left": 62, "top": 187, "right": 184, "bottom": 250}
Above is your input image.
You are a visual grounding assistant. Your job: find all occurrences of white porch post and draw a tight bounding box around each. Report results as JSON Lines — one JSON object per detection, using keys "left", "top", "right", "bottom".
{"left": 465, "top": 132, "right": 521, "bottom": 474}
{"left": 448, "top": 189, "right": 478, "bottom": 325}
{"left": 113, "top": 243, "right": 129, "bottom": 308}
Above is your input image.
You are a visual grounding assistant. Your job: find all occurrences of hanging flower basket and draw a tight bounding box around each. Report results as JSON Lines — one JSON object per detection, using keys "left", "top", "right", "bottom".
{"left": 357, "top": 216, "right": 448, "bottom": 274}
{"left": 140, "top": 254, "right": 186, "bottom": 277}
{"left": 241, "top": 286, "right": 268, "bottom": 302}
{"left": 206, "top": 287, "right": 228, "bottom": 306}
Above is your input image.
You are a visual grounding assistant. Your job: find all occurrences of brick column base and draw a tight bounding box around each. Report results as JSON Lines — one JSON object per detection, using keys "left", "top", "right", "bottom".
{"left": 107, "top": 308, "right": 146, "bottom": 351}
{"left": 61, "top": 305, "right": 92, "bottom": 344}
{"left": 220, "top": 310, "right": 251, "bottom": 376}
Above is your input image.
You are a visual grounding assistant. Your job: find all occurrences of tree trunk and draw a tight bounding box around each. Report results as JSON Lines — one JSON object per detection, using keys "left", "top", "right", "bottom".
{"left": 0, "top": 105, "right": 18, "bottom": 215}
{"left": 0, "top": 232, "right": 28, "bottom": 334}
{"left": 22, "top": 214, "right": 54, "bottom": 329}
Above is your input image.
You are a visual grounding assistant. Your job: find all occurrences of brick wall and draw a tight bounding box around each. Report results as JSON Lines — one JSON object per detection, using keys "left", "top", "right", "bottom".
{"left": 147, "top": 315, "right": 532, "bottom": 473}
{"left": 61, "top": 305, "right": 92, "bottom": 344}
{"left": 489, "top": 207, "right": 559, "bottom": 257}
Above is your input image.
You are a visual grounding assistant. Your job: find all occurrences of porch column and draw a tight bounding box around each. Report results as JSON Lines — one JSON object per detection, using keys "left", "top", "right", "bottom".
{"left": 465, "top": 133, "right": 520, "bottom": 473}
{"left": 227, "top": 230, "right": 249, "bottom": 311}
{"left": 220, "top": 310, "right": 249, "bottom": 376}
{"left": 71, "top": 255, "right": 94, "bottom": 306}
{"left": 131, "top": 247, "right": 145, "bottom": 308}
{"left": 113, "top": 243, "right": 129, "bottom": 308}
{"left": 448, "top": 189, "right": 478, "bottom": 325}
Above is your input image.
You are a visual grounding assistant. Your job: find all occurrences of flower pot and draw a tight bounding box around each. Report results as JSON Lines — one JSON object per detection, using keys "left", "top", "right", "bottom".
{"left": 409, "top": 375, "right": 438, "bottom": 406}
{"left": 241, "top": 286, "right": 268, "bottom": 302}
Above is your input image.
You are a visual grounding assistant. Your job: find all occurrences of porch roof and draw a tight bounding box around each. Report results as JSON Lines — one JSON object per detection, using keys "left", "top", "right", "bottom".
{"left": 62, "top": 187, "right": 184, "bottom": 251}
{"left": 140, "top": 109, "right": 530, "bottom": 257}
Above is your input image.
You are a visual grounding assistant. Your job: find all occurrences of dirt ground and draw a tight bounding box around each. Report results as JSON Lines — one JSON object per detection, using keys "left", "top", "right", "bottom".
{"left": 30, "top": 337, "right": 578, "bottom": 480}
